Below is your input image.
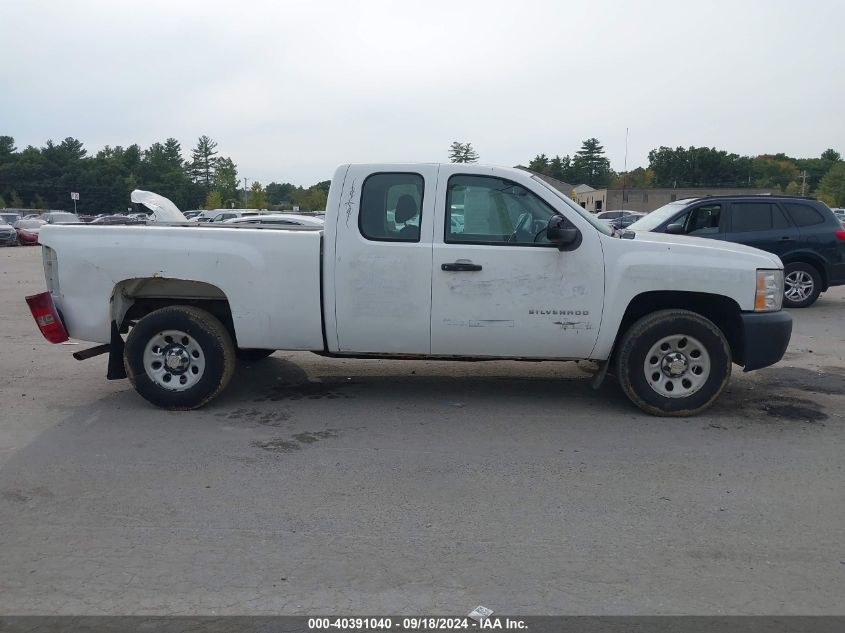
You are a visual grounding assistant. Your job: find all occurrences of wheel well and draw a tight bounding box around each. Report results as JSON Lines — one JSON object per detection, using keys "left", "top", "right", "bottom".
{"left": 615, "top": 291, "right": 743, "bottom": 364}
{"left": 111, "top": 278, "right": 237, "bottom": 345}
{"left": 781, "top": 256, "right": 828, "bottom": 291}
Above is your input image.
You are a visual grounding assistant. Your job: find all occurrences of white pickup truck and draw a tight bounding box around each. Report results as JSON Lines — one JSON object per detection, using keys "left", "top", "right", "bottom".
{"left": 27, "top": 163, "right": 793, "bottom": 416}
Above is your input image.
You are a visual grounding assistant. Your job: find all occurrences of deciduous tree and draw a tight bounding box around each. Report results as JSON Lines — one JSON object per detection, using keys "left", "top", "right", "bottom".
{"left": 248, "top": 181, "right": 267, "bottom": 209}
{"left": 816, "top": 162, "right": 845, "bottom": 207}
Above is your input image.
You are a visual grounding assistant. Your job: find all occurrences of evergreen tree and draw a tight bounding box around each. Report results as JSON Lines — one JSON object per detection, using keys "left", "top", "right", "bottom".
{"left": 573, "top": 138, "right": 611, "bottom": 186}
{"left": 189, "top": 135, "right": 219, "bottom": 191}
{"left": 449, "top": 141, "right": 479, "bottom": 164}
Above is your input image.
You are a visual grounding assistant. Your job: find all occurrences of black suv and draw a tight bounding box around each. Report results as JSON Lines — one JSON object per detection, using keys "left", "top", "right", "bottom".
{"left": 628, "top": 195, "right": 845, "bottom": 307}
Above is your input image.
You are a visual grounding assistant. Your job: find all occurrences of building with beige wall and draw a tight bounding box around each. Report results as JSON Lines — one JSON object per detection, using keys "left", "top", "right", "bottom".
{"left": 576, "top": 187, "right": 780, "bottom": 213}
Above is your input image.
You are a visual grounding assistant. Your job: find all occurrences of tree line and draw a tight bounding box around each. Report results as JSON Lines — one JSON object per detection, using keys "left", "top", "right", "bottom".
{"left": 0, "top": 135, "right": 329, "bottom": 214}
{"left": 2, "top": 134, "right": 843, "bottom": 213}
{"left": 452, "top": 138, "right": 845, "bottom": 206}
{"left": 527, "top": 141, "right": 844, "bottom": 206}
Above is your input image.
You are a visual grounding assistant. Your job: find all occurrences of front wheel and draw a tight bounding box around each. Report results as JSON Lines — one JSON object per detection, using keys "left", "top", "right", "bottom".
{"left": 124, "top": 305, "right": 236, "bottom": 409}
{"left": 616, "top": 309, "right": 731, "bottom": 417}
{"left": 783, "top": 262, "right": 821, "bottom": 308}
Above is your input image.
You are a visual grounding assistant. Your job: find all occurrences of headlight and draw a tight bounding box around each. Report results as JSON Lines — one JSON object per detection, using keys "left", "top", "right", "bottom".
{"left": 755, "top": 269, "right": 783, "bottom": 311}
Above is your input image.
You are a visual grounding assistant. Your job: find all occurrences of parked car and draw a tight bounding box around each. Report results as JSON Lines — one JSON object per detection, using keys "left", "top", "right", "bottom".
{"left": 609, "top": 212, "right": 645, "bottom": 230}
{"left": 88, "top": 214, "right": 145, "bottom": 225}
{"left": 191, "top": 209, "right": 260, "bottom": 223}
{"left": 14, "top": 218, "right": 46, "bottom": 245}
{"left": 222, "top": 213, "right": 325, "bottom": 227}
{"left": 0, "top": 221, "right": 18, "bottom": 246}
{"left": 41, "top": 211, "right": 82, "bottom": 224}
{"left": 29, "top": 163, "right": 791, "bottom": 417}
{"left": 595, "top": 210, "right": 629, "bottom": 222}
{"left": 628, "top": 195, "right": 845, "bottom": 308}
{"left": 0, "top": 212, "right": 22, "bottom": 225}
{"left": 183, "top": 210, "right": 202, "bottom": 220}
{"left": 831, "top": 208, "right": 845, "bottom": 224}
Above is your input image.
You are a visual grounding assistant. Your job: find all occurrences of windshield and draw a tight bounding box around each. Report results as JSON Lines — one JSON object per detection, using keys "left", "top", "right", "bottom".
{"left": 531, "top": 176, "right": 613, "bottom": 236}
{"left": 626, "top": 200, "right": 695, "bottom": 231}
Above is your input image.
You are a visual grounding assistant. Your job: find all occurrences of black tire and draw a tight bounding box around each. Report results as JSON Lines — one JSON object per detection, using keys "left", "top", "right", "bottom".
{"left": 616, "top": 309, "right": 731, "bottom": 417}
{"left": 124, "top": 305, "right": 236, "bottom": 409}
{"left": 783, "top": 262, "right": 821, "bottom": 308}
{"left": 236, "top": 348, "right": 275, "bottom": 362}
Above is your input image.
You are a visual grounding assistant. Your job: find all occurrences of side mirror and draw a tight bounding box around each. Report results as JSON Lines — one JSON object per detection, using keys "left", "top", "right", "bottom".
{"left": 666, "top": 223, "right": 685, "bottom": 235}
{"left": 546, "top": 215, "right": 581, "bottom": 251}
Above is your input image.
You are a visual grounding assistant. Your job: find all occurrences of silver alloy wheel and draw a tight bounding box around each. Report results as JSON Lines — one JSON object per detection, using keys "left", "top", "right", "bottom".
{"left": 142, "top": 329, "right": 205, "bottom": 391}
{"left": 784, "top": 270, "right": 814, "bottom": 303}
{"left": 643, "top": 334, "right": 711, "bottom": 398}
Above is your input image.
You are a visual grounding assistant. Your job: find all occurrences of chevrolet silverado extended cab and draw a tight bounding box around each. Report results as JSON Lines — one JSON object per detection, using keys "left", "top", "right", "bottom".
{"left": 27, "top": 163, "right": 793, "bottom": 416}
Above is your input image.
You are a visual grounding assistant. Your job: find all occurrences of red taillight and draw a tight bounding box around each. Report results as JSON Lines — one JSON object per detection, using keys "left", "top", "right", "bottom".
{"left": 836, "top": 230, "right": 845, "bottom": 241}
{"left": 25, "top": 291, "right": 69, "bottom": 343}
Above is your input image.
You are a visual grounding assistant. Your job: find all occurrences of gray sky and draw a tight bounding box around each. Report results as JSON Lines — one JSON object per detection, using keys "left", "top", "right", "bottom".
{"left": 2, "top": 0, "right": 843, "bottom": 186}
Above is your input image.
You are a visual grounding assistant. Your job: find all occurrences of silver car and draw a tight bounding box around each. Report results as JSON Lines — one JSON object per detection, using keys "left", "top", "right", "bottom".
{"left": 0, "top": 221, "right": 18, "bottom": 246}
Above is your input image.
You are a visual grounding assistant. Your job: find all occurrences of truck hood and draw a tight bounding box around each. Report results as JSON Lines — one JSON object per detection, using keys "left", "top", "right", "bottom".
{"left": 625, "top": 230, "right": 783, "bottom": 268}
{"left": 130, "top": 189, "right": 186, "bottom": 223}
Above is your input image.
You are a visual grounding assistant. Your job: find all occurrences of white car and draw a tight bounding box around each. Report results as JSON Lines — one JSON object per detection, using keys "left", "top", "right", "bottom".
{"left": 191, "top": 209, "right": 262, "bottom": 223}
{"left": 29, "top": 163, "right": 791, "bottom": 416}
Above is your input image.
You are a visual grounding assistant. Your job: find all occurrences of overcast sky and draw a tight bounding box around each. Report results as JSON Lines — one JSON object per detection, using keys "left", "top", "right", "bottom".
{"left": 2, "top": 0, "right": 843, "bottom": 185}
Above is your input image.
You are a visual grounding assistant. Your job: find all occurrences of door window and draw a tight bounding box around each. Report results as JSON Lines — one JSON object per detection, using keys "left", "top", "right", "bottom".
{"left": 359, "top": 173, "right": 424, "bottom": 242}
{"left": 446, "top": 175, "right": 557, "bottom": 245}
{"left": 731, "top": 203, "right": 781, "bottom": 232}
{"left": 678, "top": 203, "right": 722, "bottom": 235}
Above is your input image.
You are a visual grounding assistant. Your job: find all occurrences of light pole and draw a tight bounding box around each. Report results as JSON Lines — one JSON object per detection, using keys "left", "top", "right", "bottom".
{"left": 243, "top": 178, "right": 249, "bottom": 209}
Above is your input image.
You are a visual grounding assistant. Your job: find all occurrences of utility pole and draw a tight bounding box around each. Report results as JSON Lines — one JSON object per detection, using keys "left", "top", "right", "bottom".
{"left": 243, "top": 178, "right": 249, "bottom": 209}
{"left": 621, "top": 127, "right": 628, "bottom": 211}
{"left": 800, "top": 170, "right": 808, "bottom": 196}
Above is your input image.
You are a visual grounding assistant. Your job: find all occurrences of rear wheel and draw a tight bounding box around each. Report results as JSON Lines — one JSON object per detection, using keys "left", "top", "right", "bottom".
{"left": 783, "top": 262, "right": 821, "bottom": 308}
{"left": 124, "top": 305, "right": 236, "bottom": 409}
{"left": 616, "top": 309, "right": 731, "bottom": 417}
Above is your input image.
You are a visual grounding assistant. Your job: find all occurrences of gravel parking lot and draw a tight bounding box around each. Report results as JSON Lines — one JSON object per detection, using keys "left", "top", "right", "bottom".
{"left": 1, "top": 245, "right": 844, "bottom": 615}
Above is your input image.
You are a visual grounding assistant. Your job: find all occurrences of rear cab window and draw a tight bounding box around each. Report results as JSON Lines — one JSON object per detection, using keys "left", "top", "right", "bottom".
{"left": 359, "top": 173, "right": 424, "bottom": 242}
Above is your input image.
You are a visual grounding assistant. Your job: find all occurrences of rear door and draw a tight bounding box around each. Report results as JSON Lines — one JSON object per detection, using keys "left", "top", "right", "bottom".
{"left": 332, "top": 165, "right": 438, "bottom": 354}
{"left": 725, "top": 201, "right": 794, "bottom": 256}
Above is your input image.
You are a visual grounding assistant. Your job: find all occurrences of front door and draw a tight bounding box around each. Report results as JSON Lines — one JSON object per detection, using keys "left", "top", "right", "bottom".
{"left": 430, "top": 166, "right": 604, "bottom": 359}
{"left": 332, "top": 165, "right": 438, "bottom": 354}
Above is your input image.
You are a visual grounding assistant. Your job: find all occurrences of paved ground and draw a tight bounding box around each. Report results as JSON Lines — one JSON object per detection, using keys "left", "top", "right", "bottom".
{"left": 1, "top": 245, "right": 844, "bottom": 615}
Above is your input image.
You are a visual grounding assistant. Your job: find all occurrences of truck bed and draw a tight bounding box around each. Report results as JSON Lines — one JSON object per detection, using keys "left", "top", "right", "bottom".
{"left": 39, "top": 223, "right": 326, "bottom": 351}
